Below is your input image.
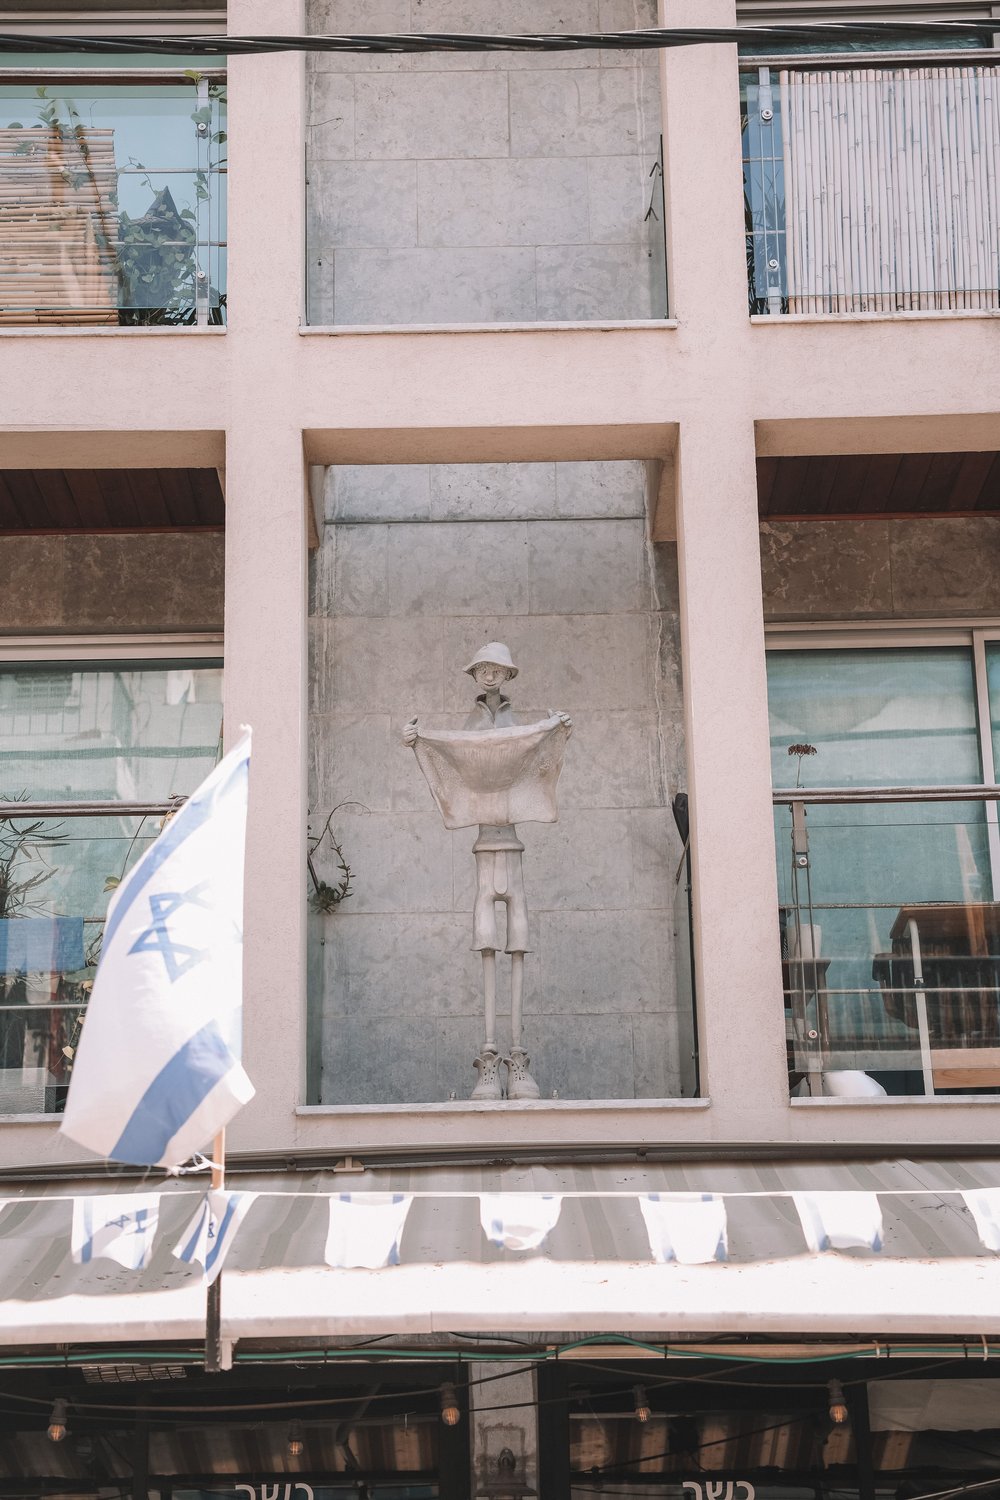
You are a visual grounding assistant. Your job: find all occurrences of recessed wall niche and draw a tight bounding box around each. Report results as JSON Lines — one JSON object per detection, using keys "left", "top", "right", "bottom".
{"left": 307, "top": 459, "right": 692, "bottom": 1106}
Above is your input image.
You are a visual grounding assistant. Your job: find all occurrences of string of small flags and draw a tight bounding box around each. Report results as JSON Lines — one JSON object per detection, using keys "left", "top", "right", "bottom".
{"left": 0, "top": 1186, "right": 998, "bottom": 1286}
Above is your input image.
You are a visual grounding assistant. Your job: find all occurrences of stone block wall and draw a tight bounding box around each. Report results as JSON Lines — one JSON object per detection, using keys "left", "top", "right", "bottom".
{"left": 761, "top": 516, "right": 1000, "bottom": 619}
{"left": 305, "top": 0, "right": 667, "bottom": 324}
{"left": 307, "top": 460, "right": 689, "bottom": 1105}
{"left": 0, "top": 533, "right": 224, "bottom": 633}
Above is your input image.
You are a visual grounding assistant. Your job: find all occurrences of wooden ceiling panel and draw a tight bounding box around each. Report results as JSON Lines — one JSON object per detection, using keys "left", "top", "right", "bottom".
{"left": 758, "top": 450, "right": 1000, "bottom": 519}
{"left": 0, "top": 469, "right": 224, "bottom": 532}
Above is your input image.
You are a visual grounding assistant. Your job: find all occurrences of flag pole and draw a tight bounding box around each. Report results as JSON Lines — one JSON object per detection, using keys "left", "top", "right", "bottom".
{"left": 204, "top": 1127, "right": 226, "bottom": 1373}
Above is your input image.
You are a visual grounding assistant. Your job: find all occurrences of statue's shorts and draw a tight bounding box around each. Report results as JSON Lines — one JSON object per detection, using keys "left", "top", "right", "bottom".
{"left": 471, "top": 824, "right": 530, "bottom": 954}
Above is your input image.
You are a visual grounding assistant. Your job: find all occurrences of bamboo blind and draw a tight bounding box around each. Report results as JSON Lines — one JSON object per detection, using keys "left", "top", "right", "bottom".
{"left": 0, "top": 126, "right": 119, "bottom": 325}
{"left": 779, "top": 65, "right": 1000, "bottom": 312}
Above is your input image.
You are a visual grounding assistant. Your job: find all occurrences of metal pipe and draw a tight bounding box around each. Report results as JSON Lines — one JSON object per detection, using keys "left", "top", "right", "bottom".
{"left": 907, "top": 917, "right": 936, "bottom": 1098}
{"left": 774, "top": 785, "right": 1000, "bottom": 804}
{"left": 0, "top": 802, "right": 172, "bottom": 818}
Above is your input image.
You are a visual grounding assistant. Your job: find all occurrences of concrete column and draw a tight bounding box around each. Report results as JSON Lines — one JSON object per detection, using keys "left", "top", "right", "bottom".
{"left": 225, "top": 0, "right": 309, "bottom": 1146}
{"left": 673, "top": 409, "right": 789, "bottom": 1124}
{"left": 469, "top": 1363, "right": 539, "bottom": 1499}
{"left": 658, "top": 0, "right": 750, "bottom": 329}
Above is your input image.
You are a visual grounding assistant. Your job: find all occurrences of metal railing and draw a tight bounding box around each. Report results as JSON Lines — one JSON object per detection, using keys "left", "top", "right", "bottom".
{"left": 743, "top": 57, "right": 1000, "bottom": 316}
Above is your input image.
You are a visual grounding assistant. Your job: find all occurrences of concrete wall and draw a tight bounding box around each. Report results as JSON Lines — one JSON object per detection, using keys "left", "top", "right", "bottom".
{"left": 0, "top": 533, "right": 224, "bottom": 633}
{"left": 305, "top": 0, "right": 667, "bottom": 324}
{"left": 308, "top": 459, "right": 688, "bottom": 1104}
{"left": 761, "top": 516, "right": 1000, "bottom": 620}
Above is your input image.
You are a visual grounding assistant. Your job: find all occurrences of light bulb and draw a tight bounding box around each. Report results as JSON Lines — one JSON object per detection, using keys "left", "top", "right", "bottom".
{"left": 47, "top": 1399, "right": 68, "bottom": 1443}
{"left": 633, "top": 1385, "right": 651, "bottom": 1424}
{"left": 827, "top": 1379, "right": 849, "bottom": 1426}
{"left": 440, "top": 1381, "right": 461, "bottom": 1427}
{"left": 287, "top": 1420, "right": 305, "bottom": 1457}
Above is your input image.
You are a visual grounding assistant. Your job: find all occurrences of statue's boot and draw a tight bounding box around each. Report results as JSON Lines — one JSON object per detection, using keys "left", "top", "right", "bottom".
{"left": 471, "top": 1046, "right": 503, "bottom": 1100}
{"left": 505, "top": 1047, "right": 540, "bottom": 1101}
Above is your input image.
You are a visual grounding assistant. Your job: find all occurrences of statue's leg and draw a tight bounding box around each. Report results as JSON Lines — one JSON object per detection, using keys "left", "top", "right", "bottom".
{"left": 510, "top": 951, "right": 524, "bottom": 1051}
{"left": 504, "top": 854, "right": 540, "bottom": 1101}
{"left": 471, "top": 946, "right": 502, "bottom": 1100}
{"left": 483, "top": 949, "right": 497, "bottom": 1052}
{"left": 471, "top": 850, "right": 502, "bottom": 1100}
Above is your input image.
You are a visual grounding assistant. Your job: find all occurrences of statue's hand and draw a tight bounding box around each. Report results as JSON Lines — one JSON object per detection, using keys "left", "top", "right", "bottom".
{"left": 551, "top": 710, "right": 573, "bottom": 735}
{"left": 402, "top": 717, "right": 419, "bottom": 746}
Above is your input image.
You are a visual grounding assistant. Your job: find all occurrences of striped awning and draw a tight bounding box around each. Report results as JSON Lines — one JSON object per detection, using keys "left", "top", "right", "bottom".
{"left": 0, "top": 1157, "right": 998, "bottom": 1346}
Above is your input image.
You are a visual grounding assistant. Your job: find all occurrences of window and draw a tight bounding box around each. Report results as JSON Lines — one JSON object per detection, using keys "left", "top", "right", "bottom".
{"left": 0, "top": 647, "right": 222, "bottom": 1117}
{"left": 767, "top": 627, "right": 1000, "bottom": 1097}
{"left": 0, "top": 70, "right": 226, "bottom": 326}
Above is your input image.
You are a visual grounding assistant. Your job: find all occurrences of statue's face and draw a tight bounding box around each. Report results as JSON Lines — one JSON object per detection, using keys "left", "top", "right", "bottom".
{"left": 472, "top": 661, "right": 511, "bottom": 690}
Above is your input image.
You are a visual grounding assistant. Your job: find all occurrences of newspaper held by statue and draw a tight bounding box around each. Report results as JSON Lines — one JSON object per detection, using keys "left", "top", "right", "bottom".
{"left": 412, "top": 716, "right": 570, "bottom": 831}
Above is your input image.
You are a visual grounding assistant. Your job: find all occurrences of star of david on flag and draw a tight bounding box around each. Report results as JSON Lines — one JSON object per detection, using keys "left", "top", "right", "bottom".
{"left": 71, "top": 1193, "right": 161, "bottom": 1270}
{"left": 60, "top": 731, "right": 254, "bottom": 1170}
{"left": 173, "top": 1189, "right": 257, "bottom": 1285}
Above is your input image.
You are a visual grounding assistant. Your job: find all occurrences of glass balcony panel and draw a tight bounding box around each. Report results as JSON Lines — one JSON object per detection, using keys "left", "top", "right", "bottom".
{"left": 777, "top": 799, "right": 1000, "bottom": 1096}
{"left": 0, "top": 80, "right": 226, "bottom": 325}
{"left": 0, "top": 813, "right": 160, "bottom": 1115}
{"left": 743, "top": 61, "right": 1000, "bottom": 316}
{"left": 0, "top": 661, "right": 224, "bottom": 802}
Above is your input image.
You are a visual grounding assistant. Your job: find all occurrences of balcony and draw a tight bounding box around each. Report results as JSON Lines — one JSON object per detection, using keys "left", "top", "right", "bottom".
{"left": 743, "top": 58, "right": 1000, "bottom": 316}
{"left": 0, "top": 76, "right": 226, "bottom": 326}
{"left": 776, "top": 786, "right": 1000, "bottom": 1098}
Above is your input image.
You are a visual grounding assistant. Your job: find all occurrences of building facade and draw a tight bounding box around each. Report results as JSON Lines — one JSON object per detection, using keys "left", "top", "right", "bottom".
{"left": 0, "top": 0, "right": 999, "bottom": 1495}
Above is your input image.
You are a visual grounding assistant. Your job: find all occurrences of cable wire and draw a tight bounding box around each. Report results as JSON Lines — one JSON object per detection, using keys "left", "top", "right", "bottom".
{"left": 0, "top": 23, "right": 995, "bottom": 57}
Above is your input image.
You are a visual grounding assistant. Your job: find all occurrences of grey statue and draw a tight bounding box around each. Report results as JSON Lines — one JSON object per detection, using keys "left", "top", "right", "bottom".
{"left": 404, "top": 643, "right": 572, "bottom": 1101}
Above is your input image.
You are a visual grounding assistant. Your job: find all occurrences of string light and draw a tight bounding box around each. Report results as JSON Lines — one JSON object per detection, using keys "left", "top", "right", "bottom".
{"left": 827, "top": 1380, "right": 849, "bottom": 1426}
{"left": 633, "top": 1384, "right": 651, "bottom": 1423}
{"left": 440, "top": 1382, "right": 461, "bottom": 1427}
{"left": 287, "top": 1420, "right": 305, "bottom": 1456}
{"left": 47, "top": 1399, "right": 68, "bottom": 1443}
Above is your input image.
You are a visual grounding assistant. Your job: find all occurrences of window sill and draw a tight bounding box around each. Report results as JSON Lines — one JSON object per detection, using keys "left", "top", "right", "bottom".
{"left": 301, "top": 319, "right": 677, "bottom": 336}
{"left": 297, "top": 1097, "right": 708, "bottom": 1117}
{"left": 791, "top": 1094, "right": 1000, "bottom": 1106}
{"left": 0, "top": 326, "right": 227, "bottom": 338}
{"left": 751, "top": 309, "right": 1000, "bottom": 326}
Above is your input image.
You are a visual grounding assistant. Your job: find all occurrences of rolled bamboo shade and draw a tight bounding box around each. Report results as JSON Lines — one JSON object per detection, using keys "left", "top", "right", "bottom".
{"left": 779, "top": 65, "right": 1000, "bottom": 312}
{"left": 0, "top": 126, "right": 119, "bottom": 325}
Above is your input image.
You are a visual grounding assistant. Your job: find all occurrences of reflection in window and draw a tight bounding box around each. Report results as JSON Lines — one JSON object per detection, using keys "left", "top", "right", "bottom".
{"left": 0, "top": 660, "right": 222, "bottom": 1115}
{"left": 767, "top": 646, "right": 998, "bottom": 1096}
{"left": 0, "top": 661, "right": 223, "bottom": 802}
{"left": 0, "top": 78, "right": 226, "bottom": 326}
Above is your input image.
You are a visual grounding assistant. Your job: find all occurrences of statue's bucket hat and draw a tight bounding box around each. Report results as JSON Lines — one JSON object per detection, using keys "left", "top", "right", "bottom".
{"left": 464, "top": 642, "right": 519, "bottom": 679}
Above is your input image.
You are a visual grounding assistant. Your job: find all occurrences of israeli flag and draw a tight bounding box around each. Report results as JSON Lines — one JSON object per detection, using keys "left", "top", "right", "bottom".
{"left": 59, "top": 732, "right": 254, "bottom": 1169}
{"left": 71, "top": 1193, "right": 160, "bottom": 1271}
{"left": 793, "top": 1191, "right": 884, "bottom": 1253}
{"left": 638, "top": 1193, "right": 728, "bottom": 1264}
{"left": 325, "top": 1194, "right": 413, "bottom": 1268}
{"left": 479, "top": 1193, "right": 563, "bottom": 1252}
{"left": 962, "top": 1188, "right": 1000, "bottom": 1251}
{"left": 173, "top": 1189, "right": 256, "bottom": 1285}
